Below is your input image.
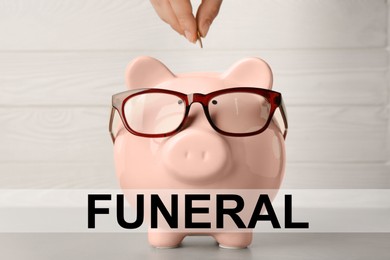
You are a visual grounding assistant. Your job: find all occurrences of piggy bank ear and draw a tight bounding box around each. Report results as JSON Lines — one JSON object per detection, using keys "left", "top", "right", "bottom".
{"left": 222, "top": 57, "right": 273, "bottom": 89}
{"left": 125, "top": 56, "right": 176, "bottom": 89}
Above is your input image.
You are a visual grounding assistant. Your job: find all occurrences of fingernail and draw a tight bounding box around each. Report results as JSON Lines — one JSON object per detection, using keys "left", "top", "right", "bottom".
{"left": 184, "top": 30, "right": 195, "bottom": 43}
{"left": 201, "top": 20, "right": 211, "bottom": 37}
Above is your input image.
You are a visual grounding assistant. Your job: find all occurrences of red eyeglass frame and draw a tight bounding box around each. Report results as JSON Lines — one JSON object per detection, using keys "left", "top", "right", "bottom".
{"left": 109, "top": 87, "right": 288, "bottom": 142}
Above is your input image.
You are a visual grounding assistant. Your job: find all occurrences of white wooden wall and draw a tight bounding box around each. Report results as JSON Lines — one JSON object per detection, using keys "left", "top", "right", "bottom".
{"left": 0, "top": 0, "right": 389, "bottom": 189}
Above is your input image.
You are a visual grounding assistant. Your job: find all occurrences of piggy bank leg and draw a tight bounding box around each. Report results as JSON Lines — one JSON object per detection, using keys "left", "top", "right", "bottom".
{"left": 213, "top": 232, "right": 253, "bottom": 249}
{"left": 148, "top": 231, "right": 186, "bottom": 248}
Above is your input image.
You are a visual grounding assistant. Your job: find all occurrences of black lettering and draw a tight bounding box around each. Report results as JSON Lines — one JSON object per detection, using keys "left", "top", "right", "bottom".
{"left": 185, "top": 194, "right": 211, "bottom": 228}
{"left": 151, "top": 194, "right": 178, "bottom": 228}
{"left": 117, "top": 194, "right": 144, "bottom": 229}
{"left": 88, "top": 194, "right": 111, "bottom": 228}
{"left": 216, "top": 194, "right": 246, "bottom": 228}
{"left": 247, "top": 194, "right": 281, "bottom": 228}
{"left": 285, "top": 194, "right": 309, "bottom": 229}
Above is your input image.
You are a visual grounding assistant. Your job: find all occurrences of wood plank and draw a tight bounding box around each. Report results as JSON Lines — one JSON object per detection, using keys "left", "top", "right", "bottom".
{"left": 0, "top": 106, "right": 387, "bottom": 163}
{"left": 0, "top": 162, "right": 388, "bottom": 189}
{"left": 282, "top": 163, "right": 390, "bottom": 189}
{"left": 0, "top": 0, "right": 387, "bottom": 50}
{"left": 0, "top": 162, "right": 118, "bottom": 189}
{"left": 0, "top": 50, "right": 387, "bottom": 106}
{"left": 387, "top": 1, "right": 390, "bottom": 164}
{"left": 0, "top": 234, "right": 389, "bottom": 259}
{"left": 287, "top": 106, "right": 387, "bottom": 162}
{"left": 0, "top": 107, "right": 113, "bottom": 163}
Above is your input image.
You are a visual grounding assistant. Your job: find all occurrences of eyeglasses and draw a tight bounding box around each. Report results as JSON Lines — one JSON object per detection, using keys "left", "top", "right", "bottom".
{"left": 109, "top": 87, "right": 288, "bottom": 142}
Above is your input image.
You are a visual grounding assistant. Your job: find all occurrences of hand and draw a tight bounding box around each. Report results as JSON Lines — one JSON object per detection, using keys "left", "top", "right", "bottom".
{"left": 150, "top": 0, "right": 223, "bottom": 43}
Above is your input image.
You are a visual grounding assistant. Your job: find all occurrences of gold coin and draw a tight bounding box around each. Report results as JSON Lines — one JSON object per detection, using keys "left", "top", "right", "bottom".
{"left": 197, "top": 31, "right": 203, "bottom": 48}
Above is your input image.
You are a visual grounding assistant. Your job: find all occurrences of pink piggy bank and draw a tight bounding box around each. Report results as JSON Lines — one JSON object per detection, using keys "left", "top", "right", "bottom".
{"left": 110, "top": 56, "right": 288, "bottom": 248}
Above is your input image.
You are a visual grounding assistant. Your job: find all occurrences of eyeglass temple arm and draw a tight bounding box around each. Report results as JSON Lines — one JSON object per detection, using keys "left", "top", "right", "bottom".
{"left": 279, "top": 98, "right": 288, "bottom": 139}
{"left": 109, "top": 107, "right": 116, "bottom": 143}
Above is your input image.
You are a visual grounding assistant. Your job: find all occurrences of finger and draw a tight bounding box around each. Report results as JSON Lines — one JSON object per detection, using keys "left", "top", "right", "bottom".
{"left": 169, "top": 0, "right": 197, "bottom": 43}
{"left": 150, "top": 0, "right": 183, "bottom": 35}
{"left": 196, "top": 0, "right": 222, "bottom": 37}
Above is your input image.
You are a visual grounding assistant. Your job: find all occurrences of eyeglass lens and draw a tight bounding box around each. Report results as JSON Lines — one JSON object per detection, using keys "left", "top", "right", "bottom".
{"left": 123, "top": 93, "right": 186, "bottom": 135}
{"left": 208, "top": 92, "right": 270, "bottom": 134}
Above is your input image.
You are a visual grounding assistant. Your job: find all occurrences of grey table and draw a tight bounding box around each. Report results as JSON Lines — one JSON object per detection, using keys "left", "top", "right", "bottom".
{"left": 1, "top": 233, "right": 389, "bottom": 260}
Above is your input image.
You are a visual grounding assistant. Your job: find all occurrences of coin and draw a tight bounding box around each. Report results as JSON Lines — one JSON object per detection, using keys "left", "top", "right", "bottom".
{"left": 197, "top": 31, "right": 203, "bottom": 48}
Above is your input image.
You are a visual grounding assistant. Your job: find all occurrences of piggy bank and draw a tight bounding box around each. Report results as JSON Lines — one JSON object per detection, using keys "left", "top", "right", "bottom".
{"left": 110, "top": 56, "right": 288, "bottom": 248}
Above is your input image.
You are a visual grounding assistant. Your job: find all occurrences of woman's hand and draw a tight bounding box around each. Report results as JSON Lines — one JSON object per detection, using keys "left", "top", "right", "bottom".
{"left": 150, "top": 0, "right": 223, "bottom": 43}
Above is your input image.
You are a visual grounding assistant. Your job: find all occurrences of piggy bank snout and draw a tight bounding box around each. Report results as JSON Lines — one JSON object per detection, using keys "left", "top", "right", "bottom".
{"left": 162, "top": 130, "right": 230, "bottom": 183}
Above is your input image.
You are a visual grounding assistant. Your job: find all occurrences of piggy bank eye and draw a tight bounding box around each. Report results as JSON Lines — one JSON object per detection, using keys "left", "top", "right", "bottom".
{"left": 177, "top": 100, "right": 183, "bottom": 105}
{"left": 211, "top": 100, "right": 218, "bottom": 105}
